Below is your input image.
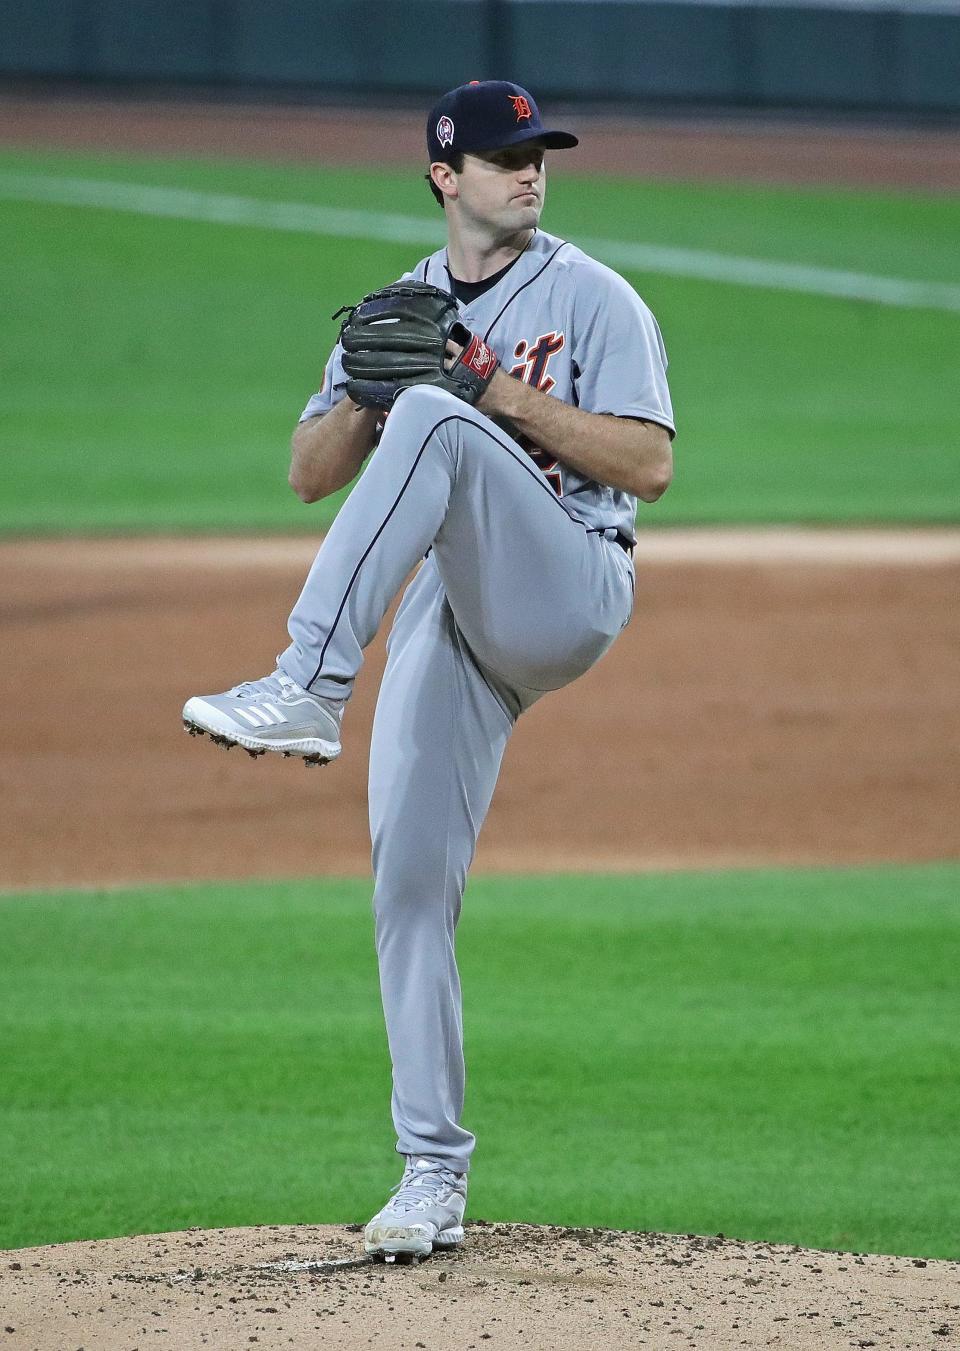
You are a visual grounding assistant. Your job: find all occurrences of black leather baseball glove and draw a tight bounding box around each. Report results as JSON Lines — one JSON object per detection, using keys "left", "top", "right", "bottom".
{"left": 334, "top": 281, "right": 500, "bottom": 414}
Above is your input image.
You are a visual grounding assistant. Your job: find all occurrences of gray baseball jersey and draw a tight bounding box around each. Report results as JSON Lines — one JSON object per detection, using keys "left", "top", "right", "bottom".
{"left": 299, "top": 228, "right": 674, "bottom": 544}
{"left": 279, "top": 230, "right": 674, "bottom": 1174}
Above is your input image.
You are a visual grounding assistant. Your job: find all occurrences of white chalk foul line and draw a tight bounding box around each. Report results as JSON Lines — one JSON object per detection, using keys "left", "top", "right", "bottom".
{"left": 0, "top": 171, "right": 447, "bottom": 247}
{"left": 2, "top": 171, "right": 960, "bottom": 314}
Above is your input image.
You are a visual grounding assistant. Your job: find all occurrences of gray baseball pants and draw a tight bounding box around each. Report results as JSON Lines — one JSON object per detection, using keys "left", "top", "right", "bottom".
{"left": 278, "top": 384, "right": 634, "bottom": 1173}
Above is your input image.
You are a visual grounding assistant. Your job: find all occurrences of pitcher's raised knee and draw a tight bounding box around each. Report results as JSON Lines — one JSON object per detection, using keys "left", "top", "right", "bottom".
{"left": 391, "top": 384, "right": 497, "bottom": 435}
{"left": 393, "top": 384, "right": 462, "bottom": 418}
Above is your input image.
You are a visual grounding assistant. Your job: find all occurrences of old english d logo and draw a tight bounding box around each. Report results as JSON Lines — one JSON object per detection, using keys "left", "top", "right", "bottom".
{"left": 508, "top": 95, "right": 532, "bottom": 122}
{"left": 437, "top": 115, "right": 455, "bottom": 149}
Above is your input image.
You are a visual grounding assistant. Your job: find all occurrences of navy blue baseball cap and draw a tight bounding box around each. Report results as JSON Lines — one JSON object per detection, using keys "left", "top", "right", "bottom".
{"left": 427, "top": 81, "right": 578, "bottom": 163}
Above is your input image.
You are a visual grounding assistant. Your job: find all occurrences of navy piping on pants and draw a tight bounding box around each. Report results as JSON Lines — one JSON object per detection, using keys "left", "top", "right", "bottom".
{"left": 305, "top": 411, "right": 583, "bottom": 691}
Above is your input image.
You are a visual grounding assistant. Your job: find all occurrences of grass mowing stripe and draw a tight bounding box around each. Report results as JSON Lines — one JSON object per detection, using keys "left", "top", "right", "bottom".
{"left": 5, "top": 148, "right": 957, "bottom": 284}
{"left": 578, "top": 233, "right": 960, "bottom": 312}
{"left": 3, "top": 170, "right": 960, "bottom": 314}
{"left": 0, "top": 171, "right": 447, "bottom": 250}
{"left": 2, "top": 152, "right": 957, "bottom": 529}
{"left": 1, "top": 863, "right": 957, "bottom": 1257}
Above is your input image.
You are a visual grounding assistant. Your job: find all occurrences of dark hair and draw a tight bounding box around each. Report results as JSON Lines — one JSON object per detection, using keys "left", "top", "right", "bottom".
{"left": 425, "top": 152, "right": 465, "bottom": 208}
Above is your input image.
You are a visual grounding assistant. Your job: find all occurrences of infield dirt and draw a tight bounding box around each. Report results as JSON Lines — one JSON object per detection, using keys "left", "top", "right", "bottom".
{"left": 3, "top": 92, "right": 960, "bottom": 191}
{"left": 3, "top": 533, "right": 959, "bottom": 889}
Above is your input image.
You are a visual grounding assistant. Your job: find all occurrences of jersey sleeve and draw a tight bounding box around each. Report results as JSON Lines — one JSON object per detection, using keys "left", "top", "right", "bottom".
{"left": 571, "top": 265, "right": 675, "bottom": 436}
{"left": 298, "top": 341, "right": 348, "bottom": 422}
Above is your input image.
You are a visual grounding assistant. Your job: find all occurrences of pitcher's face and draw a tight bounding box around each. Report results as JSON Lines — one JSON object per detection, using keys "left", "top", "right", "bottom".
{"left": 452, "top": 141, "right": 547, "bottom": 235}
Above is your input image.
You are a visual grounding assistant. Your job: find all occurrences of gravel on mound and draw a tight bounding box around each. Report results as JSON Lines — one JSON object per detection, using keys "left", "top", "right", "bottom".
{"left": 1, "top": 1222, "right": 956, "bottom": 1350}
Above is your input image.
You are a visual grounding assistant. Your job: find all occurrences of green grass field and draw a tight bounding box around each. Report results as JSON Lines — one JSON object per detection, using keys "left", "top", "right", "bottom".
{"left": 1, "top": 146, "right": 958, "bottom": 532}
{"left": 2, "top": 864, "right": 957, "bottom": 1258}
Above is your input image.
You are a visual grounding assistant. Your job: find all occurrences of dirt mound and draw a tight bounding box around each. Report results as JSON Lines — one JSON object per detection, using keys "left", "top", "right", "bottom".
{"left": 2, "top": 1221, "right": 956, "bottom": 1349}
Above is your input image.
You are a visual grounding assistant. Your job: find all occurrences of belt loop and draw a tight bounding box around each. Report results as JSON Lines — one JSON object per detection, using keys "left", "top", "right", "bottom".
{"left": 588, "top": 526, "right": 635, "bottom": 557}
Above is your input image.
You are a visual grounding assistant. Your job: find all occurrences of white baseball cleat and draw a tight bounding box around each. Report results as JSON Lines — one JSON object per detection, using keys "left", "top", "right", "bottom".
{"left": 182, "top": 669, "right": 343, "bottom": 765}
{"left": 364, "top": 1157, "right": 468, "bottom": 1262}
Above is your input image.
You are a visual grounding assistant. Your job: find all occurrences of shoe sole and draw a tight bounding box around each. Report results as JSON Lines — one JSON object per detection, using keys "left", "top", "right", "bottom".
{"left": 365, "top": 1223, "right": 465, "bottom": 1262}
{"left": 182, "top": 703, "right": 341, "bottom": 766}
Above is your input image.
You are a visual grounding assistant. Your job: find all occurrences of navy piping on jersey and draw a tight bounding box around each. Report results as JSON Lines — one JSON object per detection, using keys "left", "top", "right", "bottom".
{"left": 443, "top": 238, "right": 531, "bottom": 305}
{"left": 481, "top": 237, "right": 570, "bottom": 343}
{"left": 418, "top": 233, "right": 567, "bottom": 340}
{"left": 306, "top": 410, "right": 590, "bottom": 691}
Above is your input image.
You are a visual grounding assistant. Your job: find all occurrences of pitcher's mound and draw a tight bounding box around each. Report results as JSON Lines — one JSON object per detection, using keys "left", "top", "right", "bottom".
{"left": 2, "top": 1221, "right": 956, "bottom": 1349}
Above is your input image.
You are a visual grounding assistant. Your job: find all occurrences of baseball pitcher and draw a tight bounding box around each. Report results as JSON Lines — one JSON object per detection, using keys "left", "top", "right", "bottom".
{"left": 183, "top": 80, "right": 675, "bottom": 1262}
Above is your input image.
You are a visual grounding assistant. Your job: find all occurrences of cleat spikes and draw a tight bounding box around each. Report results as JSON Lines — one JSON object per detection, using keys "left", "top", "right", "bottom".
{"left": 183, "top": 717, "right": 337, "bottom": 767}
{"left": 181, "top": 673, "right": 342, "bottom": 766}
{"left": 185, "top": 726, "right": 330, "bottom": 765}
